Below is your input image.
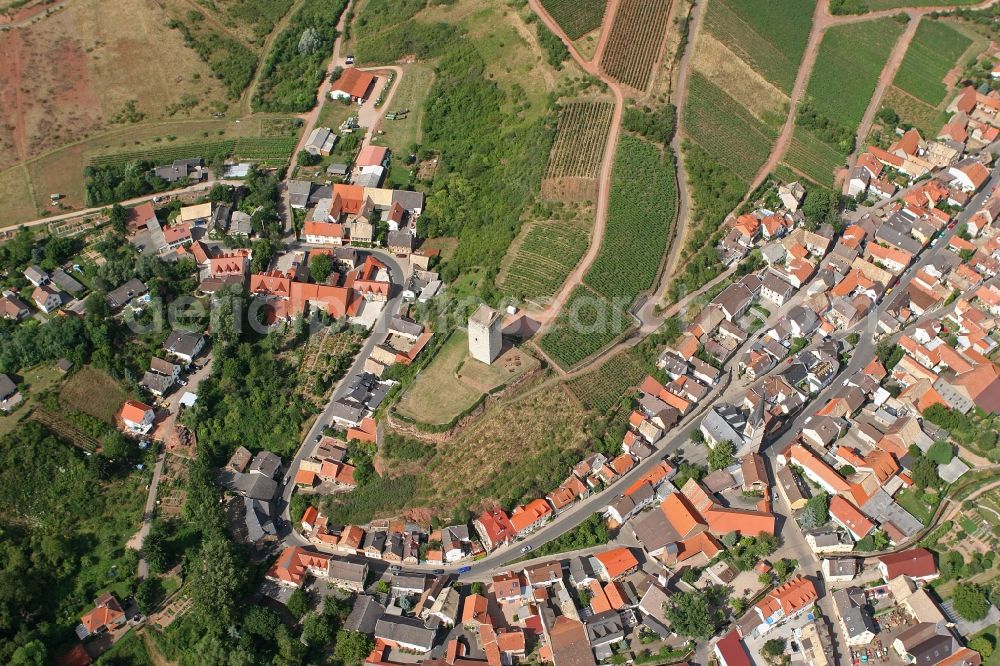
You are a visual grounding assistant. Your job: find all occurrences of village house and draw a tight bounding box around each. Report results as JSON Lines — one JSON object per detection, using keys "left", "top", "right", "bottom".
{"left": 119, "top": 399, "right": 155, "bottom": 435}
{"left": 751, "top": 576, "right": 818, "bottom": 635}
{"left": 77, "top": 593, "right": 127, "bottom": 639}
{"left": 31, "top": 284, "right": 62, "bottom": 313}
{"left": 330, "top": 68, "right": 377, "bottom": 103}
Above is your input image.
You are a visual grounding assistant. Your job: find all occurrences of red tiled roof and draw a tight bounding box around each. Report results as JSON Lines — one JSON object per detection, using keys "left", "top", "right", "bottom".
{"left": 879, "top": 548, "right": 938, "bottom": 580}
{"left": 830, "top": 495, "right": 875, "bottom": 539}
{"left": 593, "top": 547, "right": 638, "bottom": 579}
{"left": 120, "top": 400, "right": 153, "bottom": 424}
{"left": 332, "top": 68, "right": 376, "bottom": 98}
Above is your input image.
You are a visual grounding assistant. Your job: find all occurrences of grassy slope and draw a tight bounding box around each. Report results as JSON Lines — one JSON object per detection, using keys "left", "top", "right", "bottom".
{"left": 702, "top": 0, "right": 813, "bottom": 93}
{"left": 893, "top": 18, "right": 972, "bottom": 105}
{"left": 684, "top": 72, "right": 779, "bottom": 182}
{"left": 805, "top": 17, "right": 907, "bottom": 127}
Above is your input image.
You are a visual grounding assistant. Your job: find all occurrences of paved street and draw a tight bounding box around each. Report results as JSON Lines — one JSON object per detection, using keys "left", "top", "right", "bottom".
{"left": 276, "top": 249, "right": 407, "bottom": 533}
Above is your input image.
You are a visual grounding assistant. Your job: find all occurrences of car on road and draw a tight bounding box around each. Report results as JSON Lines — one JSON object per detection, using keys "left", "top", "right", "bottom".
{"left": 458, "top": 566, "right": 472, "bottom": 573}
{"left": 315, "top": 434, "right": 322, "bottom": 442}
{"left": 345, "top": 54, "right": 355, "bottom": 65}
{"left": 388, "top": 565, "right": 401, "bottom": 574}
{"left": 520, "top": 544, "right": 532, "bottom": 553}
{"left": 431, "top": 569, "right": 445, "bottom": 575}
{"left": 948, "top": 221, "right": 956, "bottom": 229}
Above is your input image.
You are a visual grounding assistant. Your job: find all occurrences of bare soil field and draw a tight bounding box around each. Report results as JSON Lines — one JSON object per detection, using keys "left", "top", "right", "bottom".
{"left": 0, "top": 0, "right": 229, "bottom": 167}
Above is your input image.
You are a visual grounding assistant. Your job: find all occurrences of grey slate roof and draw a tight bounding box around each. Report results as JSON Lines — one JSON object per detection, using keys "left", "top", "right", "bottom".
{"left": 344, "top": 595, "right": 385, "bottom": 633}
{"left": 106, "top": 278, "right": 148, "bottom": 310}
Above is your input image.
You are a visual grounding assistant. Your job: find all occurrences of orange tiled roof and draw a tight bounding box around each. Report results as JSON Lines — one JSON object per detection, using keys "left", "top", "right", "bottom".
{"left": 594, "top": 547, "right": 638, "bottom": 579}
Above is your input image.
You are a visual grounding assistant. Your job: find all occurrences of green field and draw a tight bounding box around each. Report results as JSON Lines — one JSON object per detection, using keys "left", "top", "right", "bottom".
{"left": 782, "top": 126, "right": 843, "bottom": 187}
{"left": 502, "top": 219, "right": 590, "bottom": 301}
{"left": 893, "top": 19, "right": 972, "bottom": 106}
{"left": 565, "top": 350, "right": 646, "bottom": 413}
{"left": 539, "top": 285, "right": 634, "bottom": 369}
{"left": 87, "top": 136, "right": 298, "bottom": 168}
{"left": 882, "top": 86, "right": 947, "bottom": 135}
{"left": 684, "top": 72, "right": 778, "bottom": 181}
{"left": 806, "top": 18, "right": 906, "bottom": 127}
{"left": 540, "top": 0, "right": 609, "bottom": 40}
{"left": 702, "top": 0, "right": 813, "bottom": 93}
{"left": 863, "top": 0, "right": 981, "bottom": 8}
{"left": 583, "top": 135, "right": 677, "bottom": 303}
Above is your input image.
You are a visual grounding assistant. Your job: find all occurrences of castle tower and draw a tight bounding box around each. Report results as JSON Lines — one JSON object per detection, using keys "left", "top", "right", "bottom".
{"left": 468, "top": 304, "right": 502, "bottom": 365}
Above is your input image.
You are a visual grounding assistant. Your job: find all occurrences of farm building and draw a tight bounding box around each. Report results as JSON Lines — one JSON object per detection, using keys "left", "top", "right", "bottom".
{"left": 331, "top": 68, "right": 377, "bottom": 104}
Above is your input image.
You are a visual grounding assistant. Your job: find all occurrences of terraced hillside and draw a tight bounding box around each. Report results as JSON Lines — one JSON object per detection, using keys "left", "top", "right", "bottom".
{"left": 884, "top": 18, "right": 975, "bottom": 133}
{"left": 782, "top": 17, "right": 906, "bottom": 186}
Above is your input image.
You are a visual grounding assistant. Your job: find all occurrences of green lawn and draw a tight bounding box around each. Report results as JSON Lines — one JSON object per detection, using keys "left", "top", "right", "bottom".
{"left": 703, "top": 0, "right": 813, "bottom": 93}
{"left": 684, "top": 72, "right": 779, "bottom": 181}
{"left": 806, "top": 18, "right": 907, "bottom": 127}
{"left": 893, "top": 19, "right": 972, "bottom": 106}
{"left": 895, "top": 488, "right": 939, "bottom": 526}
{"left": 971, "top": 625, "right": 1000, "bottom": 666}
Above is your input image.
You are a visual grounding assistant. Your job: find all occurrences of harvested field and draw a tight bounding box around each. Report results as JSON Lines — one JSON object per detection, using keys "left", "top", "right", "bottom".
{"left": 805, "top": 18, "right": 906, "bottom": 128}
{"left": 395, "top": 331, "right": 538, "bottom": 426}
{"left": 501, "top": 217, "right": 591, "bottom": 302}
{"left": 684, "top": 72, "right": 778, "bottom": 181}
{"left": 702, "top": 0, "right": 813, "bottom": 93}
{"left": 601, "top": 0, "right": 672, "bottom": 92}
{"left": 893, "top": 18, "right": 972, "bottom": 106}
{"left": 540, "top": 0, "right": 609, "bottom": 40}
{"left": 400, "top": 378, "right": 592, "bottom": 519}
{"left": 782, "top": 127, "right": 843, "bottom": 187}
{"left": 882, "top": 86, "right": 944, "bottom": 135}
{"left": 691, "top": 32, "right": 788, "bottom": 126}
{"left": 543, "top": 101, "right": 615, "bottom": 181}
{"left": 60, "top": 366, "right": 128, "bottom": 424}
{"left": 0, "top": 0, "right": 230, "bottom": 165}
{"left": 0, "top": 165, "right": 36, "bottom": 221}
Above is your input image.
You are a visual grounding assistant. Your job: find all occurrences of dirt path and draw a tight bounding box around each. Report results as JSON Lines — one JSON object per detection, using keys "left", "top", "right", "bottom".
{"left": 642, "top": 0, "right": 702, "bottom": 317}
{"left": 525, "top": 0, "right": 626, "bottom": 331}
{"left": 591, "top": 0, "right": 623, "bottom": 69}
{"left": 841, "top": 13, "right": 919, "bottom": 192}
{"left": 240, "top": 0, "right": 308, "bottom": 116}
{"left": 747, "top": 0, "right": 1000, "bottom": 198}
{"left": 742, "top": 0, "right": 830, "bottom": 198}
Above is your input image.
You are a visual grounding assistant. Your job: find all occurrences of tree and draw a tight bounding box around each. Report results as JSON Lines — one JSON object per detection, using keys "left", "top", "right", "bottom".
{"left": 243, "top": 604, "right": 280, "bottom": 639}
{"left": 707, "top": 440, "right": 735, "bottom": 471}
{"left": 189, "top": 534, "right": 248, "bottom": 634}
{"left": 108, "top": 204, "right": 128, "bottom": 235}
{"left": 927, "top": 441, "right": 954, "bottom": 465}
{"left": 799, "top": 493, "right": 830, "bottom": 530}
{"left": 763, "top": 639, "right": 786, "bottom": 657}
{"left": 954, "top": 584, "right": 990, "bottom": 621}
{"left": 9, "top": 641, "right": 46, "bottom": 666}
{"left": 251, "top": 238, "right": 277, "bottom": 273}
{"left": 801, "top": 189, "right": 839, "bottom": 230}
{"left": 297, "top": 150, "right": 322, "bottom": 167}
{"left": 287, "top": 588, "right": 310, "bottom": 618}
{"left": 101, "top": 431, "right": 132, "bottom": 462}
{"left": 690, "top": 430, "right": 705, "bottom": 445}
{"left": 309, "top": 253, "right": 334, "bottom": 283}
{"left": 912, "top": 455, "right": 939, "bottom": 489}
{"left": 471, "top": 582, "right": 484, "bottom": 595}
{"left": 334, "top": 630, "right": 375, "bottom": 665}
{"left": 969, "top": 636, "right": 994, "bottom": 658}
{"left": 301, "top": 611, "right": 333, "bottom": 647}
{"left": 135, "top": 578, "right": 160, "bottom": 613}
{"left": 664, "top": 591, "right": 716, "bottom": 639}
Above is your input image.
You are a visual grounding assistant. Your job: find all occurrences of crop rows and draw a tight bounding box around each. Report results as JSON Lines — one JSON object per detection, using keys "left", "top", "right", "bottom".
{"left": 893, "top": 18, "right": 972, "bottom": 106}
{"left": 583, "top": 135, "right": 676, "bottom": 302}
{"left": 806, "top": 18, "right": 906, "bottom": 127}
{"left": 502, "top": 221, "right": 589, "bottom": 300}
{"left": 540, "top": 0, "right": 609, "bottom": 40}
{"left": 703, "top": 0, "right": 812, "bottom": 93}
{"left": 601, "top": 0, "right": 671, "bottom": 92}
{"left": 539, "top": 285, "right": 633, "bottom": 370}
{"left": 86, "top": 136, "right": 297, "bottom": 168}
{"left": 684, "top": 72, "right": 777, "bottom": 181}
{"left": 544, "top": 101, "right": 614, "bottom": 180}
{"left": 782, "top": 127, "right": 843, "bottom": 187}
{"left": 566, "top": 350, "right": 646, "bottom": 413}
{"left": 87, "top": 140, "right": 236, "bottom": 167}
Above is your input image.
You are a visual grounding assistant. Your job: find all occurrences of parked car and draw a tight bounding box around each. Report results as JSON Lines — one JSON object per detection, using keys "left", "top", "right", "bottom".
{"left": 520, "top": 544, "right": 532, "bottom": 553}
{"left": 432, "top": 569, "right": 445, "bottom": 575}
{"left": 388, "top": 565, "right": 401, "bottom": 574}
{"left": 345, "top": 54, "right": 355, "bottom": 65}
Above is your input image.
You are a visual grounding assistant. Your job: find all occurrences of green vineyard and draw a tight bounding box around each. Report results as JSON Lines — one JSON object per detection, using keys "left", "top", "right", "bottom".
{"left": 502, "top": 220, "right": 590, "bottom": 301}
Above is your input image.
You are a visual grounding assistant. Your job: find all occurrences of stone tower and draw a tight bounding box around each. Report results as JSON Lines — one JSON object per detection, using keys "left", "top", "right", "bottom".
{"left": 468, "top": 304, "right": 502, "bottom": 365}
